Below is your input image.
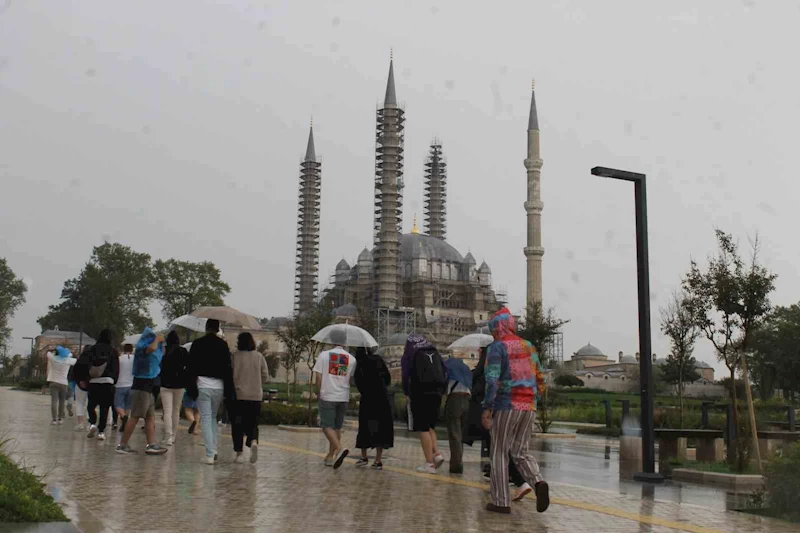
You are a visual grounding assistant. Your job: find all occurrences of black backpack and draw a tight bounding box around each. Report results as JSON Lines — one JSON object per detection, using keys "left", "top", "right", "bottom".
{"left": 412, "top": 348, "right": 446, "bottom": 394}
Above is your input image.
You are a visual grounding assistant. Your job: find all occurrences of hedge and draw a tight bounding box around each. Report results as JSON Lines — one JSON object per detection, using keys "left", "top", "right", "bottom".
{"left": 0, "top": 452, "right": 68, "bottom": 523}
{"left": 259, "top": 403, "right": 317, "bottom": 426}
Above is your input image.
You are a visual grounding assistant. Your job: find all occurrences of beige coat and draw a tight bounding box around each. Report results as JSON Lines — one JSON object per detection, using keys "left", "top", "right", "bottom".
{"left": 231, "top": 350, "right": 269, "bottom": 401}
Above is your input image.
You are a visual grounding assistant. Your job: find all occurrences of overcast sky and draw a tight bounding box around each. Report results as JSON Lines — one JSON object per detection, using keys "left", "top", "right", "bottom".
{"left": 3, "top": 1, "right": 800, "bottom": 377}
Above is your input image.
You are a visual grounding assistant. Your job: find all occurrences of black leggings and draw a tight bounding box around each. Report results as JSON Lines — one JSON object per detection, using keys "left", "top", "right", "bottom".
{"left": 87, "top": 383, "right": 115, "bottom": 432}
{"left": 232, "top": 400, "right": 261, "bottom": 452}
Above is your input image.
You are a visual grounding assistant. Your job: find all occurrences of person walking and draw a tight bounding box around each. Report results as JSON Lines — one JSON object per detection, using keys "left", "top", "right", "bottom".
{"left": 77, "top": 329, "right": 119, "bottom": 442}
{"left": 353, "top": 347, "right": 393, "bottom": 470}
{"left": 230, "top": 332, "right": 268, "bottom": 464}
{"left": 312, "top": 330, "right": 356, "bottom": 469}
{"left": 482, "top": 307, "right": 549, "bottom": 514}
{"left": 188, "top": 319, "right": 233, "bottom": 465}
{"left": 401, "top": 334, "right": 447, "bottom": 474}
{"left": 116, "top": 327, "right": 168, "bottom": 456}
{"left": 46, "top": 346, "right": 77, "bottom": 425}
{"left": 183, "top": 391, "right": 200, "bottom": 435}
{"left": 68, "top": 364, "right": 89, "bottom": 432}
{"left": 444, "top": 356, "right": 472, "bottom": 474}
{"left": 159, "top": 331, "right": 189, "bottom": 446}
{"left": 115, "top": 343, "right": 135, "bottom": 432}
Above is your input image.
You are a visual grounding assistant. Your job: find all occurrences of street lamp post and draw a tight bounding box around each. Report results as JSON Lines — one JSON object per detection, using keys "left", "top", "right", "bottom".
{"left": 22, "top": 336, "right": 35, "bottom": 379}
{"left": 591, "top": 166, "right": 663, "bottom": 483}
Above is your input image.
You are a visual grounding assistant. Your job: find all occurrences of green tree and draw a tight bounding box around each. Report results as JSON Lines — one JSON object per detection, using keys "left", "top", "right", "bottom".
{"left": 38, "top": 243, "right": 154, "bottom": 339}
{"left": 256, "top": 340, "right": 279, "bottom": 379}
{"left": 748, "top": 304, "right": 800, "bottom": 402}
{"left": 0, "top": 258, "right": 27, "bottom": 353}
{"left": 554, "top": 374, "right": 584, "bottom": 387}
{"left": 660, "top": 290, "right": 701, "bottom": 428}
{"left": 517, "top": 301, "right": 569, "bottom": 369}
{"left": 151, "top": 259, "right": 231, "bottom": 322}
{"left": 683, "top": 230, "right": 776, "bottom": 471}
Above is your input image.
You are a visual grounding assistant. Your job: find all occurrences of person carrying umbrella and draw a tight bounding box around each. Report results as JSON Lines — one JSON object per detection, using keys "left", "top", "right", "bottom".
{"left": 444, "top": 356, "right": 472, "bottom": 474}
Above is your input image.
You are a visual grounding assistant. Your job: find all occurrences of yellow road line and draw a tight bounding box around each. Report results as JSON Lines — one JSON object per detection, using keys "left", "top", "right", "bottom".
{"left": 256, "top": 439, "right": 724, "bottom": 533}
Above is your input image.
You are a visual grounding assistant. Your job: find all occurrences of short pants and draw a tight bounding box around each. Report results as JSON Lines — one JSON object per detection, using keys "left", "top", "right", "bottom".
{"left": 318, "top": 400, "right": 347, "bottom": 430}
{"left": 130, "top": 378, "right": 158, "bottom": 419}
{"left": 408, "top": 394, "right": 442, "bottom": 432}
{"left": 114, "top": 387, "right": 132, "bottom": 411}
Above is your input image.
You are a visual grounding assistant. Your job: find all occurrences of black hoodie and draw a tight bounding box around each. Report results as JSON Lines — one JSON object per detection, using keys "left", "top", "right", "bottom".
{"left": 74, "top": 329, "right": 119, "bottom": 385}
{"left": 160, "top": 331, "right": 189, "bottom": 389}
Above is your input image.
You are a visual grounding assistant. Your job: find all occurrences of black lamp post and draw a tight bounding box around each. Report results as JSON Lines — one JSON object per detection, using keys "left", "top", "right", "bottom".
{"left": 591, "top": 166, "right": 663, "bottom": 483}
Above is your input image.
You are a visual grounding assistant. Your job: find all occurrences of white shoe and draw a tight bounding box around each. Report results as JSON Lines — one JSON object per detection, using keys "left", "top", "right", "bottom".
{"left": 433, "top": 453, "right": 445, "bottom": 469}
{"left": 250, "top": 442, "right": 258, "bottom": 464}
{"left": 51, "top": 420, "right": 58, "bottom": 425}
{"left": 513, "top": 482, "right": 532, "bottom": 502}
{"left": 74, "top": 424, "right": 85, "bottom": 432}
{"left": 415, "top": 463, "right": 436, "bottom": 474}
{"left": 201, "top": 456, "right": 215, "bottom": 465}
{"left": 57, "top": 419, "right": 64, "bottom": 425}
{"left": 97, "top": 432, "right": 106, "bottom": 441}
{"left": 87, "top": 425, "right": 97, "bottom": 438}
{"left": 234, "top": 453, "right": 244, "bottom": 464}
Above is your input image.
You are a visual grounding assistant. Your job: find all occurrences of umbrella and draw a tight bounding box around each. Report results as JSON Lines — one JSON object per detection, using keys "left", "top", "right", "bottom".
{"left": 182, "top": 342, "right": 193, "bottom": 352}
{"left": 447, "top": 333, "right": 494, "bottom": 351}
{"left": 445, "top": 357, "right": 473, "bottom": 389}
{"left": 312, "top": 324, "right": 378, "bottom": 348}
{"left": 123, "top": 334, "right": 141, "bottom": 346}
{"left": 190, "top": 306, "right": 262, "bottom": 330}
{"left": 170, "top": 314, "right": 208, "bottom": 333}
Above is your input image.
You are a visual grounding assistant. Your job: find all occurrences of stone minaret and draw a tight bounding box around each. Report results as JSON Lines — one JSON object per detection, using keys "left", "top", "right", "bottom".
{"left": 524, "top": 81, "right": 544, "bottom": 306}
{"left": 373, "top": 57, "right": 405, "bottom": 309}
{"left": 423, "top": 140, "right": 447, "bottom": 240}
{"left": 294, "top": 124, "right": 321, "bottom": 314}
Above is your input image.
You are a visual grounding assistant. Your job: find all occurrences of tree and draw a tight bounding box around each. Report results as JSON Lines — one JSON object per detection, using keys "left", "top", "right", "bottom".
{"left": 38, "top": 243, "right": 154, "bottom": 339}
{"left": 748, "top": 304, "right": 800, "bottom": 401}
{"left": 256, "top": 340, "right": 279, "bottom": 379}
{"left": 151, "top": 259, "right": 231, "bottom": 322}
{"left": 660, "top": 290, "right": 701, "bottom": 428}
{"left": 683, "top": 230, "right": 776, "bottom": 471}
{"left": 517, "top": 301, "right": 569, "bottom": 369}
{"left": 554, "top": 374, "right": 584, "bottom": 388}
{"left": 0, "top": 258, "right": 27, "bottom": 353}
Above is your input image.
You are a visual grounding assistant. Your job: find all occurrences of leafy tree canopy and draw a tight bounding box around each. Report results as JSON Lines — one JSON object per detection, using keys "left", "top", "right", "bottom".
{"left": 0, "top": 258, "right": 27, "bottom": 352}
{"left": 152, "top": 259, "right": 231, "bottom": 322}
{"left": 517, "top": 301, "right": 568, "bottom": 368}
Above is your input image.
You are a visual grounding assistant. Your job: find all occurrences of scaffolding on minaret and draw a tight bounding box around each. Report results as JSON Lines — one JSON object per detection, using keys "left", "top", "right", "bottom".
{"left": 423, "top": 140, "right": 447, "bottom": 240}
{"left": 294, "top": 124, "right": 321, "bottom": 315}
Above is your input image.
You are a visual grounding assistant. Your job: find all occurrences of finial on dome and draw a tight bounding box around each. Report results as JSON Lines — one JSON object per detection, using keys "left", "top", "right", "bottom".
{"left": 390, "top": 48, "right": 393, "bottom": 60}
{"left": 532, "top": 78, "right": 535, "bottom": 90}
{"left": 411, "top": 214, "right": 420, "bottom": 234}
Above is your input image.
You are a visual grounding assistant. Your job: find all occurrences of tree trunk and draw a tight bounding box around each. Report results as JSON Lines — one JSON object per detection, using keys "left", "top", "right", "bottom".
{"left": 728, "top": 366, "right": 740, "bottom": 468}
{"left": 739, "top": 352, "right": 762, "bottom": 473}
{"left": 679, "top": 382, "right": 684, "bottom": 429}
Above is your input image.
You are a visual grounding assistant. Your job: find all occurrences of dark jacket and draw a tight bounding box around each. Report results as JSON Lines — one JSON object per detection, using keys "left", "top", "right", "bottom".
{"left": 160, "top": 344, "right": 190, "bottom": 389}
{"left": 354, "top": 348, "right": 394, "bottom": 450}
{"left": 187, "top": 333, "right": 233, "bottom": 400}
{"left": 74, "top": 337, "right": 119, "bottom": 386}
{"left": 463, "top": 350, "right": 488, "bottom": 446}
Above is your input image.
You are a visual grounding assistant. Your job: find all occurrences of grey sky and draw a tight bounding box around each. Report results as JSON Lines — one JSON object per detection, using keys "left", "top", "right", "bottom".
{"left": 3, "top": 1, "right": 800, "bottom": 377}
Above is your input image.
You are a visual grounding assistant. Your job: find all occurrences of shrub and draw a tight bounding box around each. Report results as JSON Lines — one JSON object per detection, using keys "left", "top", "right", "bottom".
{"left": 576, "top": 427, "right": 621, "bottom": 437}
{"left": 763, "top": 442, "right": 800, "bottom": 521}
{"left": 15, "top": 379, "right": 46, "bottom": 391}
{"left": 554, "top": 374, "right": 584, "bottom": 388}
{"left": 0, "top": 452, "right": 68, "bottom": 523}
{"left": 259, "top": 402, "right": 317, "bottom": 426}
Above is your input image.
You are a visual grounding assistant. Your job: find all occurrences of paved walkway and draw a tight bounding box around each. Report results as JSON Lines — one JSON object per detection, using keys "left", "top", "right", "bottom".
{"left": 0, "top": 387, "right": 794, "bottom": 533}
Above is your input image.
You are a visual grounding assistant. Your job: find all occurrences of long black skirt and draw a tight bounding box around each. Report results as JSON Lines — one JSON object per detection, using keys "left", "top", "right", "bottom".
{"left": 355, "top": 392, "right": 394, "bottom": 450}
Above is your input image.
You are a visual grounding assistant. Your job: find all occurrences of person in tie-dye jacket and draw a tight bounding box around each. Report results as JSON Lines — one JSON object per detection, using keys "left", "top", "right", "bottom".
{"left": 481, "top": 307, "right": 550, "bottom": 514}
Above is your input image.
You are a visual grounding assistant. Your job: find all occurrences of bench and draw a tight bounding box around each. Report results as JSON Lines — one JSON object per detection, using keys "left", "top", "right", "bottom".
{"left": 756, "top": 430, "right": 800, "bottom": 458}
{"left": 655, "top": 429, "right": 725, "bottom": 464}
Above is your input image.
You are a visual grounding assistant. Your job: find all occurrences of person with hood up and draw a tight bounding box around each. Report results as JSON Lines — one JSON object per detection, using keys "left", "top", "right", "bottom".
{"left": 75, "top": 329, "right": 119, "bottom": 441}
{"left": 401, "top": 333, "right": 446, "bottom": 474}
{"left": 159, "top": 331, "right": 190, "bottom": 446}
{"left": 353, "top": 346, "right": 393, "bottom": 470}
{"left": 45, "top": 346, "right": 77, "bottom": 425}
{"left": 116, "top": 327, "right": 168, "bottom": 455}
{"left": 481, "top": 307, "right": 549, "bottom": 514}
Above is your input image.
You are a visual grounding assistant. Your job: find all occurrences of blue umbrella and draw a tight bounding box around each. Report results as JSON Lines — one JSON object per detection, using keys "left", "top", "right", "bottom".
{"left": 445, "top": 357, "right": 472, "bottom": 389}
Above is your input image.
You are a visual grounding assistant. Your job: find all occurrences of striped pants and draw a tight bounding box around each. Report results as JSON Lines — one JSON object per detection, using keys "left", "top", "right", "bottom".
{"left": 489, "top": 409, "right": 543, "bottom": 507}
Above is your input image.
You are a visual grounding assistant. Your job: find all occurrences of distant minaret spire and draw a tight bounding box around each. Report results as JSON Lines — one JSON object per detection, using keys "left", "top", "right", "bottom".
{"left": 423, "top": 140, "right": 447, "bottom": 240}
{"left": 524, "top": 81, "right": 544, "bottom": 306}
{"left": 295, "top": 123, "right": 321, "bottom": 314}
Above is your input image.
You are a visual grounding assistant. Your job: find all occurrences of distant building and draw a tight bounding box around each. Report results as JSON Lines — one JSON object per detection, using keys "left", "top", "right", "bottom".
{"left": 35, "top": 330, "right": 96, "bottom": 358}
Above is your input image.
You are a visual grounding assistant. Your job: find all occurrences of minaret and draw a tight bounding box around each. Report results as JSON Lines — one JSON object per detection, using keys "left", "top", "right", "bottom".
{"left": 524, "top": 80, "right": 544, "bottom": 306}
{"left": 373, "top": 55, "right": 405, "bottom": 309}
{"left": 294, "top": 123, "right": 321, "bottom": 314}
{"left": 423, "top": 140, "right": 447, "bottom": 240}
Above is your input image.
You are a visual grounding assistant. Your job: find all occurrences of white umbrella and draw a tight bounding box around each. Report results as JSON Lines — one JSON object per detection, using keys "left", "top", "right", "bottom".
{"left": 447, "top": 333, "right": 494, "bottom": 351}
{"left": 170, "top": 314, "right": 208, "bottom": 333}
{"left": 312, "top": 324, "right": 378, "bottom": 348}
{"left": 191, "top": 306, "right": 262, "bottom": 330}
{"left": 123, "top": 334, "right": 141, "bottom": 346}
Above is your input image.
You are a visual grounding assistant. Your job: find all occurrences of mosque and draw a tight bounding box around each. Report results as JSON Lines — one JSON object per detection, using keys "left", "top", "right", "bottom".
{"left": 291, "top": 58, "right": 544, "bottom": 350}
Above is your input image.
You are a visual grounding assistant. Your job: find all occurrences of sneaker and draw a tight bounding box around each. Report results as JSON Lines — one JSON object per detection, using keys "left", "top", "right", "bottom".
{"left": 433, "top": 453, "right": 445, "bottom": 470}
{"left": 234, "top": 452, "right": 244, "bottom": 464}
{"left": 485, "top": 502, "right": 511, "bottom": 514}
{"left": 415, "top": 463, "right": 436, "bottom": 474}
{"left": 51, "top": 420, "right": 58, "bottom": 425}
{"left": 333, "top": 448, "right": 349, "bottom": 469}
{"left": 57, "top": 419, "right": 64, "bottom": 425}
{"left": 371, "top": 462, "right": 383, "bottom": 471}
{"left": 97, "top": 432, "right": 106, "bottom": 441}
{"left": 74, "top": 424, "right": 85, "bottom": 432}
{"left": 115, "top": 443, "right": 137, "bottom": 455}
{"left": 67, "top": 404, "right": 73, "bottom": 417}
{"left": 145, "top": 444, "right": 168, "bottom": 456}
{"left": 534, "top": 481, "right": 550, "bottom": 513}
{"left": 354, "top": 457, "right": 369, "bottom": 468}
{"left": 513, "top": 482, "right": 532, "bottom": 502}
{"left": 87, "top": 425, "right": 97, "bottom": 438}
{"left": 324, "top": 457, "right": 334, "bottom": 467}
{"left": 188, "top": 421, "right": 197, "bottom": 434}
{"left": 201, "top": 456, "right": 215, "bottom": 465}
{"left": 250, "top": 442, "right": 258, "bottom": 464}
{"left": 112, "top": 423, "right": 118, "bottom": 430}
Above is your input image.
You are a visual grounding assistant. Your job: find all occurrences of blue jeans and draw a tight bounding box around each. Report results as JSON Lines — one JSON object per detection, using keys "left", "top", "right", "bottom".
{"left": 198, "top": 388, "right": 223, "bottom": 458}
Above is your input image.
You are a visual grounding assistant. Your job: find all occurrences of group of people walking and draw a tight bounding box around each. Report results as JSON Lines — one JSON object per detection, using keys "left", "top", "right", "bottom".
{"left": 44, "top": 319, "right": 269, "bottom": 464}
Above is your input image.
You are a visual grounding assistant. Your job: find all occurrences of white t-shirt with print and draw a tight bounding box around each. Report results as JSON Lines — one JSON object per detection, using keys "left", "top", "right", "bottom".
{"left": 46, "top": 352, "right": 77, "bottom": 386}
{"left": 117, "top": 353, "right": 135, "bottom": 388}
{"left": 312, "top": 347, "right": 356, "bottom": 403}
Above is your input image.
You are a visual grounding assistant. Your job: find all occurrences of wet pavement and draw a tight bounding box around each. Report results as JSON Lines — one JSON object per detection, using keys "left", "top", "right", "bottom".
{"left": 0, "top": 386, "right": 794, "bottom": 532}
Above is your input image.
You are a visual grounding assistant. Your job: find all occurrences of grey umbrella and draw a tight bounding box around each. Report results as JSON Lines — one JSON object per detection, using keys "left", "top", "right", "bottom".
{"left": 190, "top": 306, "right": 262, "bottom": 330}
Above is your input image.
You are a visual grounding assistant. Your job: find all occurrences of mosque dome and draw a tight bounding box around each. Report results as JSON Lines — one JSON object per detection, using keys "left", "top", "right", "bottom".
{"left": 463, "top": 252, "right": 477, "bottom": 265}
{"left": 399, "top": 233, "right": 464, "bottom": 263}
{"left": 478, "top": 261, "right": 492, "bottom": 273}
{"left": 385, "top": 332, "right": 409, "bottom": 346}
{"left": 574, "top": 343, "right": 605, "bottom": 358}
{"left": 619, "top": 355, "right": 638, "bottom": 364}
{"left": 358, "top": 248, "right": 373, "bottom": 262}
{"left": 336, "top": 259, "right": 350, "bottom": 271}
{"left": 264, "top": 316, "right": 291, "bottom": 330}
{"left": 332, "top": 303, "right": 357, "bottom": 317}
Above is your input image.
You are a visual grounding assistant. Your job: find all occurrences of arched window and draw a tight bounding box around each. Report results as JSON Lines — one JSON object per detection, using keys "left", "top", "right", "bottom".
{"left": 604, "top": 375, "right": 609, "bottom": 380}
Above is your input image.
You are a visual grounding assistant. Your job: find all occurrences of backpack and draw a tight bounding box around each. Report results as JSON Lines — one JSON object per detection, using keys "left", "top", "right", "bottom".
{"left": 87, "top": 345, "right": 109, "bottom": 379}
{"left": 412, "top": 348, "right": 446, "bottom": 394}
